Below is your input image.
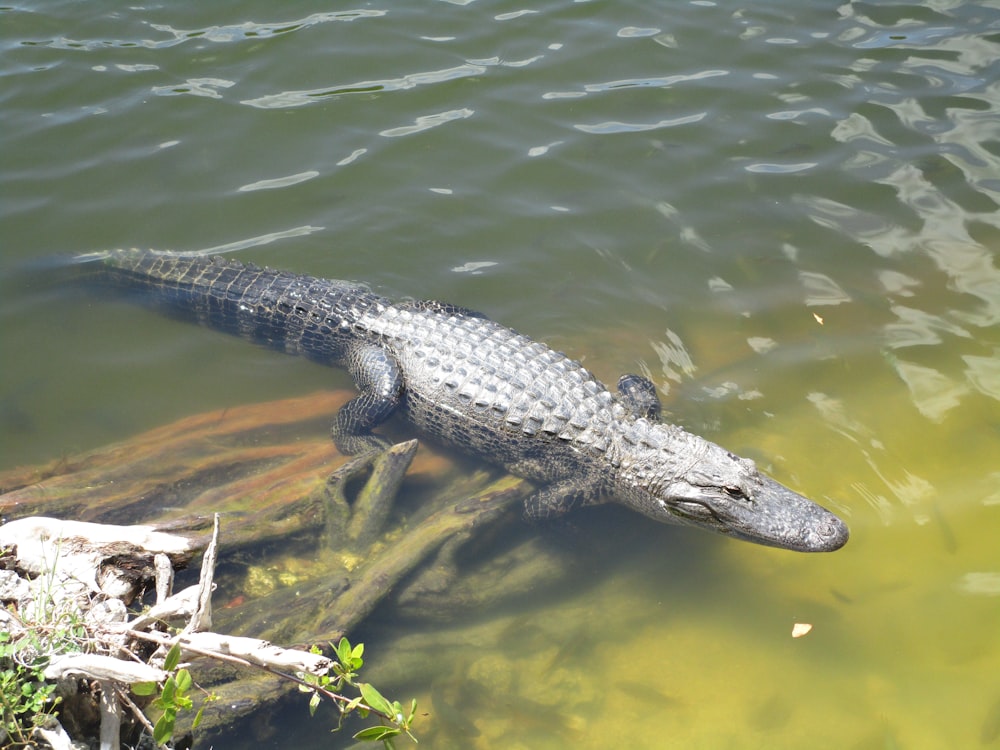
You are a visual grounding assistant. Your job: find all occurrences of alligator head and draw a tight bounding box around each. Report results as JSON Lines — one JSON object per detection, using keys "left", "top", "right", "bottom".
{"left": 614, "top": 424, "right": 849, "bottom": 552}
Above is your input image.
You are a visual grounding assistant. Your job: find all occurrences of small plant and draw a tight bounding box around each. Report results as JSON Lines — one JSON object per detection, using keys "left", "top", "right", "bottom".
{"left": 0, "top": 630, "right": 61, "bottom": 745}
{"left": 132, "top": 642, "right": 212, "bottom": 747}
{"left": 134, "top": 636, "right": 416, "bottom": 749}
{"left": 1, "top": 524, "right": 420, "bottom": 748}
{"left": 298, "top": 637, "right": 417, "bottom": 748}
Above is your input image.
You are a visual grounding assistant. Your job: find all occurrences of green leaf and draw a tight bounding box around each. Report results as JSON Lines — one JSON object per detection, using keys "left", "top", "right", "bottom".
{"left": 359, "top": 683, "right": 394, "bottom": 717}
{"left": 192, "top": 705, "right": 206, "bottom": 729}
{"left": 336, "top": 637, "right": 352, "bottom": 665}
{"left": 161, "top": 676, "right": 176, "bottom": 705}
{"left": 308, "top": 691, "right": 320, "bottom": 717}
{"left": 175, "top": 668, "right": 192, "bottom": 693}
{"left": 353, "top": 726, "right": 400, "bottom": 742}
{"left": 153, "top": 710, "right": 175, "bottom": 745}
{"left": 131, "top": 681, "right": 157, "bottom": 696}
{"left": 163, "top": 643, "right": 181, "bottom": 672}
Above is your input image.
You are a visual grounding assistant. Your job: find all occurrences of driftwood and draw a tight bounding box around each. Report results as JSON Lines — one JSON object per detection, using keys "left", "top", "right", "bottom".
{"left": 0, "top": 391, "right": 541, "bottom": 746}
{"left": 0, "top": 511, "right": 344, "bottom": 749}
{"left": 0, "top": 516, "right": 197, "bottom": 606}
{"left": 43, "top": 654, "right": 167, "bottom": 684}
{"left": 0, "top": 514, "right": 205, "bottom": 748}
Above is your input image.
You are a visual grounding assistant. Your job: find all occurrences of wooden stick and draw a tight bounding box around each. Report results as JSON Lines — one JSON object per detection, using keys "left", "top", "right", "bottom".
{"left": 183, "top": 513, "right": 220, "bottom": 635}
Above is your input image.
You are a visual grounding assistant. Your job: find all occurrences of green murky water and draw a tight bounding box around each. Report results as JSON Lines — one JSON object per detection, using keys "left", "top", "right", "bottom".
{"left": 2, "top": 1, "right": 1000, "bottom": 747}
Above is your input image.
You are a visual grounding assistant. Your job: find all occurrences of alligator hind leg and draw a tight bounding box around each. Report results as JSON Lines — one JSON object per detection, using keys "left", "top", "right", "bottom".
{"left": 331, "top": 344, "right": 404, "bottom": 455}
{"left": 617, "top": 374, "right": 661, "bottom": 420}
{"left": 522, "top": 480, "right": 599, "bottom": 521}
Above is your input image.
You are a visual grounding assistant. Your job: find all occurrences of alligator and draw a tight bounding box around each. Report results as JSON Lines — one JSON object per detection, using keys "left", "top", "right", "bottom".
{"left": 80, "top": 249, "right": 848, "bottom": 552}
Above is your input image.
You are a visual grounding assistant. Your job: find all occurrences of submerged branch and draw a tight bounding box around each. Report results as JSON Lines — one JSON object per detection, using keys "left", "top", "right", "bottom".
{"left": 0, "top": 393, "right": 542, "bottom": 746}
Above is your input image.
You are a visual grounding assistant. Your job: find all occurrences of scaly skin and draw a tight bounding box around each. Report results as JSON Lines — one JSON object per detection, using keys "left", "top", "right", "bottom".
{"left": 84, "top": 249, "right": 848, "bottom": 552}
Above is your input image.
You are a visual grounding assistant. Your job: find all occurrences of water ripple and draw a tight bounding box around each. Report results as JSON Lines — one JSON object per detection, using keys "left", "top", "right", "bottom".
{"left": 800, "top": 1, "right": 1000, "bottom": 416}
{"left": 575, "top": 112, "right": 706, "bottom": 135}
{"left": 808, "top": 391, "right": 937, "bottom": 516}
{"left": 744, "top": 161, "right": 817, "bottom": 174}
{"left": 883, "top": 305, "right": 971, "bottom": 350}
{"left": 148, "top": 10, "right": 385, "bottom": 46}
{"left": 242, "top": 63, "right": 488, "bottom": 109}
{"left": 957, "top": 572, "right": 1000, "bottom": 597}
{"left": 963, "top": 353, "right": 1000, "bottom": 401}
{"left": 545, "top": 69, "right": 728, "bottom": 101}
{"left": 798, "top": 271, "right": 852, "bottom": 306}
{"left": 238, "top": 171, "right": 319, "bottom": 193}
{"left": 199, "top": 225, "right": 325, "bottom": 255}
{"left": 152, "top": 77, "right": 234, "bottom": 99}
{"left": 24, "top": 10, "right": 386, "bottom": 51}
{"left": 617, "top": 27, "right": 661, "bottom": 39}
{"left": 379, "top": 108, "right": 474, "bottom": 138}
{"left": 583, "top": 70, "right": 728, "bottom": 93}
{"left": 886, "top": 356, "right": 969, "bottom": 423}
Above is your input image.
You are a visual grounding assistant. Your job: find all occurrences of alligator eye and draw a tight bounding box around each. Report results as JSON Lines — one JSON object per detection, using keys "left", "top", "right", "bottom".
{"left": 723, "top": 485, "right": 744, "bottom": 499}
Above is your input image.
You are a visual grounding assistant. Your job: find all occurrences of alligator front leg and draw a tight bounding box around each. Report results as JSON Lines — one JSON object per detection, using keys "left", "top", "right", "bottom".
{"left": 331, "top": 344, "right": 404, "bottom": 455}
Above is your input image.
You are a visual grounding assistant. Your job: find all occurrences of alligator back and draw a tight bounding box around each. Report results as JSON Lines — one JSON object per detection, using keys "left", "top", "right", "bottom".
{"left": 364, "top": 301, "right": 632, "bottom": 479}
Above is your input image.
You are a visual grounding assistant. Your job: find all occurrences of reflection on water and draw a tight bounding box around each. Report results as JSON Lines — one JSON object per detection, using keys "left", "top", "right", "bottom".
{"left": 2, "top": 0, "right": 1000, "bottom": 747}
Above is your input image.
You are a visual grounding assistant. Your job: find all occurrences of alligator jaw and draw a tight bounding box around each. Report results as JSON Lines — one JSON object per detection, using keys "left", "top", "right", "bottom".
{"left": 709, "top": 475, "right": 849, "bottom": 552}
